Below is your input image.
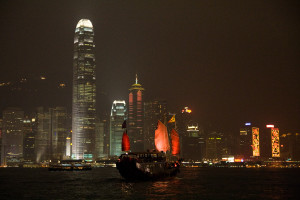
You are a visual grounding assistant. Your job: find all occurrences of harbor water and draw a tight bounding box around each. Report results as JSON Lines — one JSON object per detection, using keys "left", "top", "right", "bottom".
{"left": 0, "top": 167, "right": 299, "bottom": 199}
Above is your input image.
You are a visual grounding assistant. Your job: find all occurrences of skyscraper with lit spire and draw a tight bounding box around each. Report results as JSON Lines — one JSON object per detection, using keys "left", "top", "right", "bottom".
{"left": 128, "top": 74, "right": 145, "bottom": 152}
{"left": 72, "top": 19, "right": 96, "bottom": 160}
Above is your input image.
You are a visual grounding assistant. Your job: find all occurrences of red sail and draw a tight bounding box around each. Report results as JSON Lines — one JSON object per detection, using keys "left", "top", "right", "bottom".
{"left": 122, "top": 131, "right": 130, "bottom": 151}
{"left": 155, "top": 120, "right": 170, "bottom": 152}
{"left": 171, "top": 129, "right": 180, "bottom": 155}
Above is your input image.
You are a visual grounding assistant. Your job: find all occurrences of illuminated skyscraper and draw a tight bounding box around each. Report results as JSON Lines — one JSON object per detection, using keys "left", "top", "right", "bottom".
{"left": 205, "top": 131, "right": 224, "bottom": 161}
{"left": 72, "top": 19, "right": 96, "bottom": 160}
{"left": 128, "top": 75, "right": 144, "bottom": 152}
{"left": 183, "top": 123, "right": 205, "bottom": 161}
{"left": 35, "top": 107, "right": 68, "bottom": 162}
{"left": 23, "top": 116, "right": 36, "bottom": 162}
{"left": 252, "top": 127, "right": 260, "bottom": 157}
{"left": 35, "top": 107, "right": 50, "bottom": 163}
{"left": 239, "top": 123, "right": 253, "bottom": 159}
{"left": 110, "top": 100, "right": 127, "bottom": 156}
{"left": 1, "top": 107, "right": 24, "bottom": 166}
{"left": 49, "top": 107, "right": 67, "bottom": 161}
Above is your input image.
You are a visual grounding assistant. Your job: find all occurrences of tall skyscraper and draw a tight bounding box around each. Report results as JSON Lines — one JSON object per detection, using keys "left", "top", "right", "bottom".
{"left": 205, "top": 131, "right": 224, "bottom": 162}
{"left": 110, "top": 100, "right": 127, "bottom": 156}
{"left": 1, "top": 107, "right": 24, "bottom": 166}
{"left": 128, "top": 75, "right": 144, "bottom": 152}
{"left": 35, "top": 107, "right": 50, "bottom": 163}
{"left": 72, "top": 19, "right": 96, "bottom": 160}
{"left": 183, "top": 123, "right": 205, "bottom": 161}
{"left": 95, "top": 118, "right": 105, "bottom": 159}
{"left": 49, "top": 107, "right": 67, "bottom": 161}
{"left": 23, "top": 116, "right": 36, "bottom": 162}
{"left": 35, "top": 107, "right": 68, "bottom": 163}
{"left": 239, "top": 123, "right": 253, "bottom": 159}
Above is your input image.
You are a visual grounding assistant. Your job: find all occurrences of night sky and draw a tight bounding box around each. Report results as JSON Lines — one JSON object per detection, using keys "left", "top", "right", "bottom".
{"left": 0, "top": 0, "right": 299, "bottom": 132}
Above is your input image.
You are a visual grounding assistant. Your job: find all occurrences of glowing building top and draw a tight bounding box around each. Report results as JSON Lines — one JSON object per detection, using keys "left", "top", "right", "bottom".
{"left": 129, "top": 74, "right": 144, "bottom": 91}
{"left": 76, "top": 19, "right": 93, "bottom": 29}
{"left": 128, "top": 74, "right": 145, "bottom": 152}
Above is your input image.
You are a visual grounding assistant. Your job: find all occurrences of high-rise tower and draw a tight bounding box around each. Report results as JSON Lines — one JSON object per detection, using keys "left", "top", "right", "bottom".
{"left": 72, "top": 19, "right": 96, "bottom": 160}
{"left": 1, "top": 107, "right": 24, "bottom": 166}
{"left": 128, "top": 75, "right": 144, "bottom": 152}
{"left": 110, "top": 100, "right": 127, "bottom": 156}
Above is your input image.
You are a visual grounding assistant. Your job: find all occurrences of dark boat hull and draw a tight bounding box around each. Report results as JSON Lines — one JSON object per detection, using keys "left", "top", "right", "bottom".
{"left": 116, "top": 157, "right": 180, "bottom": 180}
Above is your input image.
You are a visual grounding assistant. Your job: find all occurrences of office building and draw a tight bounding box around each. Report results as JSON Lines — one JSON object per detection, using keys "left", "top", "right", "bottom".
{"left": 239, "top": 123, "right": 253, "bottom": 159}
{"left": 182, "top": 123, "right": 205, "bottom": 161}
{"left": 23, "top": 116, "right": 36, "bottom": 162}
{"left": 128, "top": 75, "right": 144, "bottom": 152}
{"left": 110, "top": 100, "right": 126, "bottom": 156}
{"left": 144, "top": 99, "right": 167, "bottom": 150}
{"left": 72, "top": 19, "right": 97, "bottom": 160}
{"left": 1, "top": 107, "right": 24, "bottom": 166}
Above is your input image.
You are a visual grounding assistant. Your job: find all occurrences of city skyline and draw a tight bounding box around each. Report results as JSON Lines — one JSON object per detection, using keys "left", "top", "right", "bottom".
{"left": 0, "top": 2, "right": 299, "bottom": 199}
{"left": 0, "top": 1, "right": 299, "bottom": 133}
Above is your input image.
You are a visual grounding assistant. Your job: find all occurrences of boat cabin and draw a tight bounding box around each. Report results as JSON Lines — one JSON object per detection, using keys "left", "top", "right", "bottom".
{"left": 120, "top": 152, "right": 166, "bottom": 162}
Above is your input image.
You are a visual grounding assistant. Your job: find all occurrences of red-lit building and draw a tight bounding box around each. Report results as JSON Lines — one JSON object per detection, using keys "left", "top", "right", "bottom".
{"left": 128, "top": 75, "right": 145, "bottom": 152}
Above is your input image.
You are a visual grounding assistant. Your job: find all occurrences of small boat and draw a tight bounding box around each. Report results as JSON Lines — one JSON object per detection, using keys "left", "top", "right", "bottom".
{"left": 116, "top": 120, "right": 181, "bottom": 180}
{"left": 48, "top": 159, "right": 92, "bottom": 171}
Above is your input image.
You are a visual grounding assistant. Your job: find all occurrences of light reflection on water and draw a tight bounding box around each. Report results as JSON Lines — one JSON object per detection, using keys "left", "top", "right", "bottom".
{"left": 0, "top": 167, "right": 299, "bottom": 200}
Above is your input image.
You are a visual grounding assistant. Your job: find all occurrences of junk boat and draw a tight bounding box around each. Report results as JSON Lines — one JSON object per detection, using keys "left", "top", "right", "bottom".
{"left": 116, "top": 120, "right": 181, "bottom": 180}
{"left": 48, "top": 159, "right": 92, "bottom": 171}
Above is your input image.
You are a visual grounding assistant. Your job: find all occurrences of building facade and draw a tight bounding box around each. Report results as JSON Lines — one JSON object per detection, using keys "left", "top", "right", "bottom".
{"left": 205, "top": 132, "right": 224, "bottom": 162}
{"left": 110, "top": 100, "right": 126, "bottom": 156}
{"left": 95, "top": 118, "right": 105, "bottom": 159}
{"left": 128, "top": 75, "right": 144, "bottom": 152}
{"left": 35, "top": 107, "right": 50, "bottom": 163}
{"left": 182, "top": 123, "right": 205, "bottom": 161}
{"left": 49, "top": 107, "right": 67, "bottom": 161}
{"left": 72, "top": 19, "right": 97, "bottom": 160}
{"left": 144, "top": 99, "right": 167, "bottom": 150}
{"left": 23, "top": 116, "right": 36, "bottom": 162}
{"left": 1, "top": 107, "right": 24, "bottom": 166}
{"left": 239, "top": 123, "right": 253, "bottom": 159}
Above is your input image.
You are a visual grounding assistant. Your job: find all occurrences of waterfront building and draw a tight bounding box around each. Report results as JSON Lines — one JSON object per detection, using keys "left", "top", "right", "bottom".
{"left": 128, "top": 75, "right": 145, "bottom": 152}
{"left": 49, "top": 107, "right": 67, "bottom": 161}
{"left": 144, "top": 99, "right": 167, "bottom": 150}
{"left": 95, "top": 118, "right": 105, "bottom": 158}
{"left": 23, "top": 116, "right": 36, "bottom": 162}
{"left": 280, "top": 132, "right": 300, "bottom": 161}
{"left": 110, "top": 100, "right": 127, "bottom": 156}
{"left": 101, "top": 116, "right": 110, "bottom": 157}
{"left": 176, "top": 107, "right": 193, "bottom": 157}
{"left": 182, "top": 123, "right": 205, "bottom": 161}
{"left": 0, "top": 119, "right": 2, "bottom": 165}
{"left": 271, "top": 128, "right": 280, "bottom": 158}
{"left": 35, "top": 107, "right": 50, "bottom": 163}
{"left": 35, "top": 107, "right": 68, "bottom": 162}
{"left": 239, "top": 123, "right": 253, "bottom": 159}
{"left": 65, "top": 136, "right": 71, "bottom": 157}
{"left": 260, "top": 125, "right": 277, "bottom": 159}
{"left": 72, "top": 19, "right": 97, "bottom": 160}
{"left": 205, "top": 131, "right": 224, "bottom": 162}
{"left": 1, "top": 107, "right": 24, "bottom": 166}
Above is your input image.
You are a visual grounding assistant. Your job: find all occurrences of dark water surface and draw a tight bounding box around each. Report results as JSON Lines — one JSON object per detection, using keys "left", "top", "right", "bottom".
{"left": 0, "top": 167, "right": 299, "bottom": 199}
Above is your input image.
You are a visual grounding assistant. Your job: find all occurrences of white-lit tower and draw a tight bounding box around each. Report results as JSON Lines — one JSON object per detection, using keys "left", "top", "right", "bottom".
{"left": 72, "top": 19, "right": 96, "bottom": 161}
{"left": 110, "top": 100, "right": 127, "bottom": 156}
